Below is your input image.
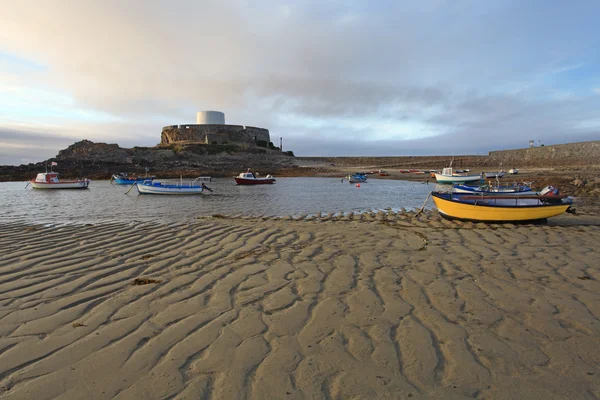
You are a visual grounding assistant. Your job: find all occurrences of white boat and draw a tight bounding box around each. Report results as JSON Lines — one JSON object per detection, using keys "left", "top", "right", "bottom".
{"left": 434, "top": 167, "right": 482, "bottom": 184}
{"left": 484, "top": 170, "right": 506, "bottom": 179}
{"left": 234, "top": 170, "right": 276, "bottom": 185}
{"left": 509, "top": 168, "right": 519, "bottom": 174}
{"left": 134, "top": 177, "right": 211, "bottom": 195}
{"left": 29, "top": 172, "right": 90, "bottom": 189}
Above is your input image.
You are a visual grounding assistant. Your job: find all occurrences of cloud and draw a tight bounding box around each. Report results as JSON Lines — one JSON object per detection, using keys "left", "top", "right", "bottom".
{"left": 0, "top": 0, "right": 600, "bottom": 164}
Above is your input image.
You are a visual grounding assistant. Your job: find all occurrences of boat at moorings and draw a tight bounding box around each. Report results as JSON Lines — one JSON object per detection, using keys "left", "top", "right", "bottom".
{"left": 111, "top": 172, "right": 156, "bottom": 185}
{"left": 132, "top": 177, "right": 212, "bottom": 195}
{"left": 431, "top": 191, "right": 573, "bottom": 222}
{"left": 347, "top": 173, "right": 368, "bottom": 183}
{"left": 434, "top": 167, "right": 482, "bottom": 184}
{"left": 234, "top": 170, "right": 276, "bottom": 185}
{"left": 28, "top": 172, "right": 90, "bottom": 189}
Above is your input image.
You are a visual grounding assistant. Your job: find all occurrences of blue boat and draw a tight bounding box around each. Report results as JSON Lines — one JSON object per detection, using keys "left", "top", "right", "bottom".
{"left": 346, "top": 173, "right": 368, "bottom": 183}
{"left": 452, "top": 183, "right": 534, "bottom": 195}
{"left": 111, "top": 172, "right": 155, "bottom": 185}
{"left": 131, "top": 177, "right": 213, "bottom": 195}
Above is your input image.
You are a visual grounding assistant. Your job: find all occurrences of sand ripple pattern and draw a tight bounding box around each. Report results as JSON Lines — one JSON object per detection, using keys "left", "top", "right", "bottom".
{"left": 0, "top": 214, "right": 599, "bottom": 399}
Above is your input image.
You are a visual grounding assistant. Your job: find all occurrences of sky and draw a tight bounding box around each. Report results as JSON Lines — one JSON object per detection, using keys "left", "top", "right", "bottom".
{"left": 1, "top": 0, "right": 600, "bottom": 165}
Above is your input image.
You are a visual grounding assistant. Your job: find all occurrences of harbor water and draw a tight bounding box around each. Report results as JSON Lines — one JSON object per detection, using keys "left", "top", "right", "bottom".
{"left": 0, "top": 177, "right": 435, "bottom": 225}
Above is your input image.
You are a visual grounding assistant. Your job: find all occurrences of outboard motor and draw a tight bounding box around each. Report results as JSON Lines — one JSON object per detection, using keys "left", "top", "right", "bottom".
{"left": 539, "top": 185, "right": 559, "bottom": 196}
{"left": 539, "top": 185, "right": 563, "bottom": 204}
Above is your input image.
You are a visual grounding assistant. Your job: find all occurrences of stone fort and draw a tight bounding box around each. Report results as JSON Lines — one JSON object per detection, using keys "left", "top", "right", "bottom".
{"left": 161, "top": 111, "right": 271, "bottom": 146}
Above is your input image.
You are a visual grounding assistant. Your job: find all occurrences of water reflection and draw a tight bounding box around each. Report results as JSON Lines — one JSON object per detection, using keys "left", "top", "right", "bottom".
{"left": 0, "top": 177, "right": 434, "bottom": 225}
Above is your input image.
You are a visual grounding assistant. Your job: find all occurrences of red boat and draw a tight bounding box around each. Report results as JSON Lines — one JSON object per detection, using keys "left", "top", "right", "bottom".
{"left": 234, "top": 171, "right": 276, "bottom": 185}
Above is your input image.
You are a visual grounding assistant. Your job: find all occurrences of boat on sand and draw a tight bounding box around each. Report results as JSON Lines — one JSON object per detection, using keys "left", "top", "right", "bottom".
{"left": 452, "top": 183, "right": 534, "bottom": 195}
{"left": 431, "top": 191, "right": 573, "bottom": 222}
{"left": 483, "top": 170, "right": 506, "bottom": 179}
{"left": 434, "top": 167, "right": 482, "bottom": 184}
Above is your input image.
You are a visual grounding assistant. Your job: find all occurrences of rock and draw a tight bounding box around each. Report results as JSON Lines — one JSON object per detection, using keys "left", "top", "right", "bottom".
{"left": 0, "top": 140, "right": 297, "bottom": 181}
{"left": 571, "top": 178, "right": 585, "bottom": 187}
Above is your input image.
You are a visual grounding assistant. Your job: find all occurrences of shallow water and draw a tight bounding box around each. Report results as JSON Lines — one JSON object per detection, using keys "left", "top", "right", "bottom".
{"left": 0, "top": 177, "right": 435, "bottom": 225}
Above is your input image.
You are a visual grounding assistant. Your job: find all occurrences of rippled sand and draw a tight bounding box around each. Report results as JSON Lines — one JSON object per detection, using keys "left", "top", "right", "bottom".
{"left": 0, "top": 212, "right": 599, "bottom": 399}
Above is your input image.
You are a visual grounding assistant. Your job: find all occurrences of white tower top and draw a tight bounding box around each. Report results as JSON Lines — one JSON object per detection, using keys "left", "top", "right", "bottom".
{"left": 197, "top": 111, "right": 225, "bottom": 125}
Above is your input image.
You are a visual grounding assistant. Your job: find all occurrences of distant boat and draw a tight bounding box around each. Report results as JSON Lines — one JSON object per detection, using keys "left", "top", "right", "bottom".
{"left": 347, "top": 174, "right": 368, "bottom": 183}
{"left": 378, "top": 170, "right": 390, "bottom": 176}
{"left": 434, "top": 167, "right": 482, "bottom": 184}
{"left": 509, "top": 168, "right": 519, "bottom": 174}
{"left": 134, "top": 177, "right": 211, "bottom": 195}
{"left": 483, "top": 170, "right": 506, "bottom": 179}
{"left": 28, "top": 172, "right": 90, "bottom": 189}
{"left": 111, "top": 172, "right": 156, "bottom": 185}
{"left": 432, "top": 191, "right": 573, "bottom": 222}
{"left": 234, "top": 170, "right": 276, "bottom": 185}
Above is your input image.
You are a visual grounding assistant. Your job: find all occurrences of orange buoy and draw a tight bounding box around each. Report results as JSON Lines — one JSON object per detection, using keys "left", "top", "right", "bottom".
{"left": 356, "top": 183, "right": 360, "bottom": 188}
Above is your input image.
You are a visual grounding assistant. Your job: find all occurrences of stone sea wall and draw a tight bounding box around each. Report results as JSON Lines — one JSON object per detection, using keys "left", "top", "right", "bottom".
{"left": 299, "top": 140, "right": 600, "bottom": 169}
{"left": 488, "top": 140, "right": 600, "bottom": 168}
{"left": 297, "top": 155, "right": 488, "bottom": 169}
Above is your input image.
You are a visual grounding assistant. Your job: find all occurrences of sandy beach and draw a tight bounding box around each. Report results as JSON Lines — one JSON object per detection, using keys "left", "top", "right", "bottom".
{"left": 1, "top": 212, "right": 599, "bottom": 399}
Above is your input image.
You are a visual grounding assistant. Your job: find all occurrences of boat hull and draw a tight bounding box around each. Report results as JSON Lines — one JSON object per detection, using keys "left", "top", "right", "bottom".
{"left": 234, "top": 178, "right": 276, "bottom": 185}
{"left": 434, "top": 173, "right": 482, "bottom": 184}
{"left": 484, "top": 172, "right": 506, "bottom": 179}
{"left": 30, "top": 181, "right": 90, "bottom": 189}
{"left": 432, "top": 193, "right": 571, "bottom": 222}
{"left": 137, "top": 184, "right": 204, "bottom": 195}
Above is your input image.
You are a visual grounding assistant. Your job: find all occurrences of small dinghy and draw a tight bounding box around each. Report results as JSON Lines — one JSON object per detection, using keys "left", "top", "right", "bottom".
{"left": 346, "top": 173, "right": 367, "bottom": 183}
{"left": 111, "top": 172, "right": 156, "bottom": 185}
{"left": 483, "top": 170, "right": 506, "bottom": 179}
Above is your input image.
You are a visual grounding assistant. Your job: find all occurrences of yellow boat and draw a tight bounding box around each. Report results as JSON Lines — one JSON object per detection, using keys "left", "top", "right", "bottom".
{"left": 431, "top": 192, "right": 573, "bottom": 222}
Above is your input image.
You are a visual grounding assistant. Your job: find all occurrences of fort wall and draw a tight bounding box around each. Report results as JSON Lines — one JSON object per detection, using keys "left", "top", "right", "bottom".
{"left": 161, "top": 124, "right": 270, "bottom": 146}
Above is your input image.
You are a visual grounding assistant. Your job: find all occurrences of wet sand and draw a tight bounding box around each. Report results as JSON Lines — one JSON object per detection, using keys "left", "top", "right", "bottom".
{"left": 0, "top": 212, "right": 599, "bottom": 399}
